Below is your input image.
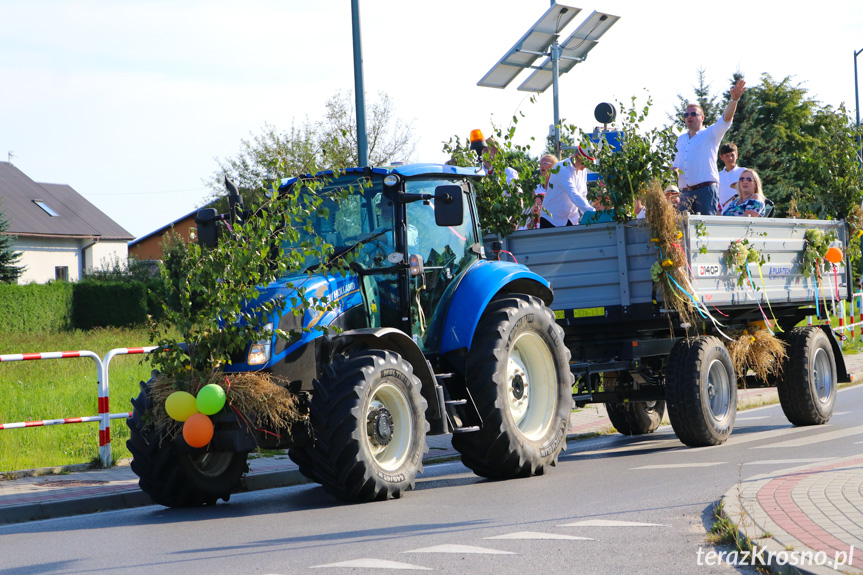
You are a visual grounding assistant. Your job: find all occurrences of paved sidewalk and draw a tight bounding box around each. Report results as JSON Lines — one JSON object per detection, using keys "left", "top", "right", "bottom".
{"left": 2, "top": 354, "right": 861, "bottom": 575}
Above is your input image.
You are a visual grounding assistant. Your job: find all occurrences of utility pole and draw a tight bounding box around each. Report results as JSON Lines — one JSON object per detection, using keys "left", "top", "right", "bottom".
{"left": 351, "top": 0, "right": 368, "bottom": 168}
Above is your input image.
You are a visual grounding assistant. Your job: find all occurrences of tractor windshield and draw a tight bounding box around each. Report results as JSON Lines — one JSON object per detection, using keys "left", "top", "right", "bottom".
{"left": 280, "top": 174, "right": 388, "bottom": 270}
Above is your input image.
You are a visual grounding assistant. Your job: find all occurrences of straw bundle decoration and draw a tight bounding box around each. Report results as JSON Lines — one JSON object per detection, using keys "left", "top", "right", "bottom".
{"left": 726, "top": 328, "right": 787, "bottom": 385}
{"left": 643, "top": 180, "right": 697, "bottom": 328}
{"left": 148, "top": 371, "right": 305, "bottom": 444}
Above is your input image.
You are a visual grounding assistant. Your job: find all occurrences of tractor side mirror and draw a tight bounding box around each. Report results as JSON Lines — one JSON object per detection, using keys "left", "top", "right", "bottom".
{"left": 434, "top": 185, "right": 464, "bottom": 227}
{"left": 195, "top": 208, "right": 220, "bottom": 248}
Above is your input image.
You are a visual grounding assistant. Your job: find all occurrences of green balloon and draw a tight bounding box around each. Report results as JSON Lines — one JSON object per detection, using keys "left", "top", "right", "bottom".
{"left": 196, "top": 384, "right": 226, "bottom": 415}
{"left": 165, "top": 391, "right": 198, "bottom": 422}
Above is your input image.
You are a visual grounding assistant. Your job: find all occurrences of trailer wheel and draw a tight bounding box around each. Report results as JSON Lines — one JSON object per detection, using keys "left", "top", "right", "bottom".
{"left": 778, "top": 327, "right": 836, "bottom": 425}
{"left": 127, "top": 377, "right": 248, "bottom": 507}
{"left": 452, "top": 294, "right": 574, "bottom": 479}
{"left": 605, "top": 401, "right": 666, "bottom": 435}
{"left": 300, "top": 350, "right": 428, "bottom": 502}
{"left": 666, "top": 336, "right": 737, "bottom": 447}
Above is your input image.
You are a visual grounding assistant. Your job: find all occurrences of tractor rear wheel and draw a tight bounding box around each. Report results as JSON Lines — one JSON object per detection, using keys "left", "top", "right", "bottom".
{"left": 452, "top": 294, "right": 573, "bottom": 479}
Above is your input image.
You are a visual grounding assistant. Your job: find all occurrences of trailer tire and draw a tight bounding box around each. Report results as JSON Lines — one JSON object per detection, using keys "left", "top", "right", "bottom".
{"left": 452, "top": 294, "right": 573, "bottom": 479}
{"left": 127, "top": 377, "right": 248, "bottom": 507}
{"left": 300, "top": 350, "right": 428, "bottom": 502}
{"left": 778, "top": 327, "right": 836, "bottom": 426}
{"left": 606, "top": 401, "right": 666, "bottom": 435}
{"left": 666, "top": 336, "right": 737, "bottom": 447}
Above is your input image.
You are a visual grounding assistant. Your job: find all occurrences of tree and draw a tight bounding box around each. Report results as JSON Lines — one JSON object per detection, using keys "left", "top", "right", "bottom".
{"left": 669, "top": 68, "right": 722, "bottom": 129}
{"left": 589, "top": 94, "right": 677, "bottom": 221}
{"left": 442, "top": 115, "right": 540, "bottom": 236}
{"left": 207, "top": 91, "right": 415, "bottom": 207}
{"left": 319, "top": 91, "right": 415, "bottom": 168}
{"left": 723, "top": 73, "right": 863, "bottom": 218}
{"left": 0, "top": 202, "right": 24, "bottom": 283}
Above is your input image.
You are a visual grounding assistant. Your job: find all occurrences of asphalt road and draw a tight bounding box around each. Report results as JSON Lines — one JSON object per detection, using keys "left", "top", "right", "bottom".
{"left": 1, "top": 385, "right": 861, "bottom": 575}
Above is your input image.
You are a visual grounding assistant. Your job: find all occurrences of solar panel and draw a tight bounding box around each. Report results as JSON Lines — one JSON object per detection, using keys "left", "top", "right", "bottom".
{"left": 477, "top": 4, "right": 582, "bottom": 89}
{"left": 517, "top": 11, "right": 619, "bottom": 93}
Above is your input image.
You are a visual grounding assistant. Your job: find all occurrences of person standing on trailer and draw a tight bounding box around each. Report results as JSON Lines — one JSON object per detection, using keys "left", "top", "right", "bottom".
{"left": 673, "top": 78, "right": 747, "bottom": 215}
{"left": 539, "top": 146, "right": 597, "bottom": 228}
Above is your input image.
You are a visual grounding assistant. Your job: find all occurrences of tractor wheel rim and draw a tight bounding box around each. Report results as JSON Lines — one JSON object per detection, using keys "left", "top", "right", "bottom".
{"left": 366, "top": 382, "right": 412, "bottom": 472}
{"left": 507, "top": 331, "right": 557, "bottom": 440}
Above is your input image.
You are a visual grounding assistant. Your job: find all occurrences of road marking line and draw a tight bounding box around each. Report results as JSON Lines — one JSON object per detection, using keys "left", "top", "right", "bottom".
{"left": 742, "top": 458, "right": 833, "bottom": 465}
{"left": 735, "top": 416, "right": 770, "bottom": 420}
{"left": 485, "top": 531, "right": 595, "bottom": 541}
{"left": 750, "top": 425, "right": 863, "bottom": 449}
{"left": 558, "top": 520, "right": 665, "bottom": 527}
{"left": 723, "top": 425, "right": 816, "bottom": 447}
{"left": 405, "top": 544, "right": 515, "bottom": 555}
{"left": 632, "top": 462, "right": 725, "bottom": 470}
{"left": 310, "top": 558, "right": 432, "bottom": 570}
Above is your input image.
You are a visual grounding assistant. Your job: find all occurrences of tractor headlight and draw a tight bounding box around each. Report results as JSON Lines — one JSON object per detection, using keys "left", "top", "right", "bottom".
{"left": 247, "top": 323, "right": 273, "bottom": 366}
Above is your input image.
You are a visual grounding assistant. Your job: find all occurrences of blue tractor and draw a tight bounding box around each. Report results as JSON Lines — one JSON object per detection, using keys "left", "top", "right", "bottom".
{"left": 127, "top": 163, "right": 573, "bottom": 506}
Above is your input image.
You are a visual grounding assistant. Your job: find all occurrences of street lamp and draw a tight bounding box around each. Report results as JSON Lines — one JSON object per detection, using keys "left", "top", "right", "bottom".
{"left": 856, "top": 48, "right": 863, "bottom": 169}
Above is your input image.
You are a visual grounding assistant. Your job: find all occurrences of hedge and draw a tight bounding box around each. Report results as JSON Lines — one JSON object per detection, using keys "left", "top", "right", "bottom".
{"left": 72, "top": 281, "right": 149, "bottom": 330}
{"left": 0, "top": 282, "right": 74, "bottom": 333}
{"left": 0, "top": 281, "right": 160, "bottom": 334}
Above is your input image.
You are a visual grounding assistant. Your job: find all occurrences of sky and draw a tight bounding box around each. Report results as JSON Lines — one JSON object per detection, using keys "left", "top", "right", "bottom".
{"left": 1, "top": 0, "right": 862, "bottom": 240}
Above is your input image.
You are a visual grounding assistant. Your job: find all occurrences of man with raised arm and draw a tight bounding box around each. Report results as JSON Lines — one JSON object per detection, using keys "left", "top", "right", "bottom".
{"left": 673, "top": 78, "right": 746, "bottom": 215}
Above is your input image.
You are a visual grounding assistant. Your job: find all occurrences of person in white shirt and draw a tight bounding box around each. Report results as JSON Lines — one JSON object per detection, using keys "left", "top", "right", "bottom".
{"left": 673, "top": 78, "right": 746, "bottom": 215}
{"left": 539, "top": 146, "right": 597, "bottom": 228}
{"left": 717, "top": 142, "right": 745, "bottom": 210}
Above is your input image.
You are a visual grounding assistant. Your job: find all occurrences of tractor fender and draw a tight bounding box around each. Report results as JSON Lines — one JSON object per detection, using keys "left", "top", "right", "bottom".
{"left": 440, "top": 260, "right": 552, "bottom": 355}
{"left": 330, "top": 327, "right": 441, "bottom": 419}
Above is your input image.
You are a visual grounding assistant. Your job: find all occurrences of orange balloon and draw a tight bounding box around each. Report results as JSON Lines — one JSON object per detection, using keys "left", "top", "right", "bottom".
{"left": 183, "top": 413, "right": 214, "bottom": 448}
{"left": 825, "top": 246, "right": 843, "bottom": 264}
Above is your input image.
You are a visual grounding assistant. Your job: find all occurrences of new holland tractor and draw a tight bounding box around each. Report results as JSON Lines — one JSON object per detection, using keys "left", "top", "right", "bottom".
{"left": 127, "top": 163, "right": 574, "bottom": 506}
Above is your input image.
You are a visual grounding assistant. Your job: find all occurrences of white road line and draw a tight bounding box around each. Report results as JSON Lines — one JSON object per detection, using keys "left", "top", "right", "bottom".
{"left": 735, "top": 416, "right": 770, "bottom": 421}
{"left": 310, "top": 558, "right": 432, "bottom": 570}
{"left": 723, "top": 425, "right": 816, "bottom": 447}
{"left": 632, "top": 462, "right": 725, "bottom": 470}
{"left": 404, "top": 544, "right": 515, "bottom": 555}
{"left": 558, "top": 520, "right": 665, "bottom": 527}
{"left": 743, "top": 458, "right": 833, "bottom": 465}
{"left": 750, "top": 425, "right": 863, "bottom": 449}
{"left": 485, "top": 532, "right": 595, "bottom": 541}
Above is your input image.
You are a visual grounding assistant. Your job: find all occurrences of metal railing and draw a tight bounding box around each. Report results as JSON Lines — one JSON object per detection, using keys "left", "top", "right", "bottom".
{"left": 0, "top": 347, "right": 156, "bottom": 467}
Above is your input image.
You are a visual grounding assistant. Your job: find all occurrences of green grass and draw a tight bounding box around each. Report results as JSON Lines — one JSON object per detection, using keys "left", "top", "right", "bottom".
{"left": 0, "top": 327, "right": 160, "bottom": 472}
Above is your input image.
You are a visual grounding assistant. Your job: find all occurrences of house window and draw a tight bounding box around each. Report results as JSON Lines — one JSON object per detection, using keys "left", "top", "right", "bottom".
{"left": 33, "top": 199, "right": 60, "bottom": 217}
{"left": 55, "top": 266, "right": 68, "bottom": 281}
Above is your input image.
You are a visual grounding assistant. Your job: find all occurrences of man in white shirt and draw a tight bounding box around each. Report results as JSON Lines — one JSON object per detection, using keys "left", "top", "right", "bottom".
{"left": 717, "top": 142, "right": 745, "bottom": 210}
{"left": 674, "top": 78, "right": 746, "bottom": 215}
{"left": 539, "top": 146, "right": 597, "bottom": 228}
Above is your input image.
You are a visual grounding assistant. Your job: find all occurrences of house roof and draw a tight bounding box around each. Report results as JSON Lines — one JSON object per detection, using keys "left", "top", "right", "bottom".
{"left": 0, "top": 162, "right": 133, "bottom": 240}
{"left": 128, "top": 207, "right": 198, "bottom": 247}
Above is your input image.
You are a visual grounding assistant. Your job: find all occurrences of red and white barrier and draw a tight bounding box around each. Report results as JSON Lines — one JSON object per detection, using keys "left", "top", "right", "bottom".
{"left": 0, "top": 347, "right": 156, "bottom": 467}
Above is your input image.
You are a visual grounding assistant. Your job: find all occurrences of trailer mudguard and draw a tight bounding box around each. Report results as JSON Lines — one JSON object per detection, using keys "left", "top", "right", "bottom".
{"left": 440, "top": 260, "right": 552, "bottom": 355}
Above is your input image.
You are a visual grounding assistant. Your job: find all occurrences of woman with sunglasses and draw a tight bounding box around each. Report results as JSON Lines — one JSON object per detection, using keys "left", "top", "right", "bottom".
{"left": 721, "top": 168, "right": 766, "bottom": 217}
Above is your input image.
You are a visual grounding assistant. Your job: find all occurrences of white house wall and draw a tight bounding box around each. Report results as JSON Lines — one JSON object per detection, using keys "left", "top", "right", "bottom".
{"left": 84, "top": 240, "right": 129, "bottom": 274}
{"left": 15, "top": 237, "right": 82, "bottom": 283}
{"left": 12, "top": 237, "right": 130, "bottom": 284}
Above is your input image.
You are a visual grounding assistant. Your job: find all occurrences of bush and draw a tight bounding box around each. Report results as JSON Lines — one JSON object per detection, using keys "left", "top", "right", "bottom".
{"left": 0, "top": 282, "right": 74, "bottom": 333}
